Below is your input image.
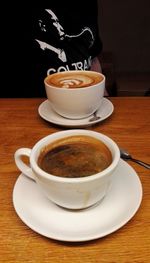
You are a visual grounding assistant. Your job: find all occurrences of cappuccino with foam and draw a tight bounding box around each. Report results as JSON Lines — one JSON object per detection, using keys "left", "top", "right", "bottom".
{"left": 44, "top": 70, "right": 105, "bottom": 119}
{"left": 45, "top": 71, "right": 103, "bottom": 89}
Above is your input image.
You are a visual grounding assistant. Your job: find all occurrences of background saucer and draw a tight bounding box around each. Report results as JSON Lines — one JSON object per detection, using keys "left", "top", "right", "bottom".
{"left": 38, "top": 98, "right": 114, "bottom": 127}
{"left": 13, "top": 159, "right": 142, "bottom": 242}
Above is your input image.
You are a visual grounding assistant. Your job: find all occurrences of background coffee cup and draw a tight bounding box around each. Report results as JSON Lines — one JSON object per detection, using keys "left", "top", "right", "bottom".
{"left": 44, "top": 70, "right": 105, "bottom": 119}
{"left": 14, "top": 130, "right": 120, "bottom": 210}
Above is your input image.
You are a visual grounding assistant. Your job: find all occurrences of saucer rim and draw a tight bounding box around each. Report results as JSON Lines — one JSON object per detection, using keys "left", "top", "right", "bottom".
{"left": 38, "top": 97, "right": 114, "bottom": 127}
{"left": 12, "top": 159, "right": 142, "bottom": 242}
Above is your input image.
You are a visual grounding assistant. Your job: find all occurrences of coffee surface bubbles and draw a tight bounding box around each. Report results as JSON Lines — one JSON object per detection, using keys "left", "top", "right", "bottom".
{"left": 38, "top": 135, "right": 112, "bottom": 178}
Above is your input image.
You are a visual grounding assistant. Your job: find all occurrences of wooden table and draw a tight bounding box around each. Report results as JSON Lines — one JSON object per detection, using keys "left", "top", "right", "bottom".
{"left": 0, "top": 97, "right": 150, "bottom": 262}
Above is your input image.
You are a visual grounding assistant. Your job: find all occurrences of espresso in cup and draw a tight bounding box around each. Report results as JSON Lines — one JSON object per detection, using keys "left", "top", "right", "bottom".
{"left": 44, "top": 70, "right": 105, "bottom": 119}
{"left": 45, "top": 70, "right": 104, "bottom": 89}
{"left": 38, "top": 135, "right": 112, "bottom": 178}
{"left": 14, "top": 130, "right": 120, "bottom": 209}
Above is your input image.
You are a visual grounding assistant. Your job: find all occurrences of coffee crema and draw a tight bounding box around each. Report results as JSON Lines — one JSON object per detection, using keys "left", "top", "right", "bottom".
{"left": 45, "top": 71, "right": 103, "bottom": 89}
{"left": 38, "top": 135, "right": 112, "bottom": 178}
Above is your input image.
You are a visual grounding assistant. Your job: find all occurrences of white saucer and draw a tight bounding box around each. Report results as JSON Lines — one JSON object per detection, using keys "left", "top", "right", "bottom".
{"left": 38, "top": 98, "right": 114, "bottom": 127}
{"left": 13, "top": 159, "right": 142, "bottom": 242}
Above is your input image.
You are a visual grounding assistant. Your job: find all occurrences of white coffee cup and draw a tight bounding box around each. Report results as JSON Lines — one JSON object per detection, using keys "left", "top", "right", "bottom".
{"left": 14, "top": 130, "right": 120, "bottom": 210}
{"left": 44, "top": 70, "right": 105, "bottom": 119}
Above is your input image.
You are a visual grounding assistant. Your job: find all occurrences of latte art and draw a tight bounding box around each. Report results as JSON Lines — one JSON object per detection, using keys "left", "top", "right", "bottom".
{"left": 59, "top": 76, "right": 97, "bottom": 88}
{"left": 59, "top": 78, "right": 82, "bottom": 88}
{"left": 46, "top": 71, "right": 103, "bottom": 89}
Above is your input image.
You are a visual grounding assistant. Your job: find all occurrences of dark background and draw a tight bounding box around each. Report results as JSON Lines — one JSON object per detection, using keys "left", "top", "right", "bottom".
{"left": 98, "top": 0, "right": 150, "bottom": 95}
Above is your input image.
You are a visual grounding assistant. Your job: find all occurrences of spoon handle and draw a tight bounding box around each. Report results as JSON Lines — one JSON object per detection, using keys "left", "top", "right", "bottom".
{"left": 131, "top": 158, "right": 150, "bottom": 170}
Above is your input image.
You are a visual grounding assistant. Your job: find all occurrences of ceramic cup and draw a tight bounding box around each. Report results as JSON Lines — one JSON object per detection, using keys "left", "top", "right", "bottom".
{"left": 44, "top": 70, "right": 105, "bottom": 119}
{"left": 14, "top": 130, "right": 120, "bottom": 210}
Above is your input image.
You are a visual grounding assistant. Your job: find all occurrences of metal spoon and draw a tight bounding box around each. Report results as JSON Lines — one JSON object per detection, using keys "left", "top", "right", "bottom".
{"left": 120, "top": 148, "right": 150, "bottom": 169}
{"left": 89, "top": 111, "right": 101, "bottom": 122}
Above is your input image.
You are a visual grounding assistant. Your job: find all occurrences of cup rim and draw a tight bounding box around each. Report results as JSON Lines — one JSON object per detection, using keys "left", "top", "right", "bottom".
{"left": 31, "top": 130, "right": 120, "bottom": 183}
{"left": 44, "top": 70, "right": 105, "bottom": 90}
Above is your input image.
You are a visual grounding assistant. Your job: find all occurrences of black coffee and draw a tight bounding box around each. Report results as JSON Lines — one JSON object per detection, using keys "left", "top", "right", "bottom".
{"left": 38, "top": 135, "right": 112, "bottom": 178}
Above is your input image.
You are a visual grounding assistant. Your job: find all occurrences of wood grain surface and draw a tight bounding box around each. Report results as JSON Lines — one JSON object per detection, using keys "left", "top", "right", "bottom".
{"left": 0, "top": 97, "right": 150, "bottom": 263}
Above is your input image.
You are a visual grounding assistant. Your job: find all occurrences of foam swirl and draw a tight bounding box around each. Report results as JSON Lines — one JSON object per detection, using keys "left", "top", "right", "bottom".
{"left": 59, "top": 76, "right": 94, "bottom": 88}
{"left": 46, "top": 71, "right": 103, "bottom": 89}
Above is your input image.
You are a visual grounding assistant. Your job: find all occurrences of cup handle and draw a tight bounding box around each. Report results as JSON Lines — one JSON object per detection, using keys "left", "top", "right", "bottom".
{"left": 14, "top": 148, "right": 35, "bottom": 181}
